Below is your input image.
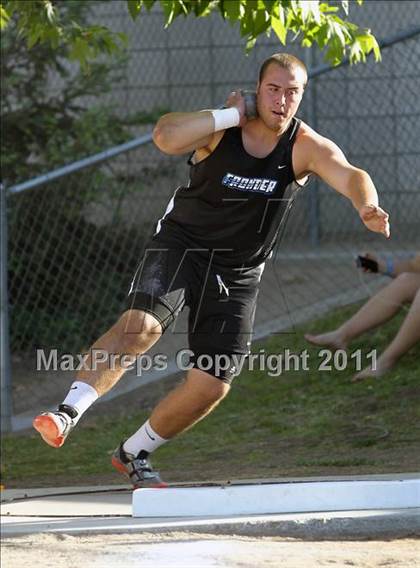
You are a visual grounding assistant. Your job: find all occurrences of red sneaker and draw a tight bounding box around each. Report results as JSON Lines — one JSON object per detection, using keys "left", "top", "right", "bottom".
{"left": 33, "top": 406, "right": 76, "bottom": 448}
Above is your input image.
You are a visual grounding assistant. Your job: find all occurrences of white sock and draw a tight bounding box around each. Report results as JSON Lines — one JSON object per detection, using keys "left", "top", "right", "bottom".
{"left": 61, "top": 381, "right": 99, "bottom": 424}
{"left": 123, "top": 419, "right": 168, "bottom": 456}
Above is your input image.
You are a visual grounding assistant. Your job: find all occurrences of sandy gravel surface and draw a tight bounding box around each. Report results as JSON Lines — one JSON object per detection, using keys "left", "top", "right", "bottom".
{"left": 2, "top": 532, "right": 420, "bottom": 568}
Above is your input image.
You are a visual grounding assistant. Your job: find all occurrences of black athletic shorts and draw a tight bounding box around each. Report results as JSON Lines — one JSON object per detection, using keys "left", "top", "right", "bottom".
{"left": 126, "top": 237, "right": 265, "bottom": 383}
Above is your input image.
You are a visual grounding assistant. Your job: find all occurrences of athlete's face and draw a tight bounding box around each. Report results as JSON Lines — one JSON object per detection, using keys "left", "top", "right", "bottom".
{"left": 256, "top": 63, "right": 306, "bottom": 134}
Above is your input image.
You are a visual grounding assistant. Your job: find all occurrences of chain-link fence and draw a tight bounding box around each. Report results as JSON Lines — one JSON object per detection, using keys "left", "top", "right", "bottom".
{"left": 3, "top": 2, "right": 420, "bottom": 430}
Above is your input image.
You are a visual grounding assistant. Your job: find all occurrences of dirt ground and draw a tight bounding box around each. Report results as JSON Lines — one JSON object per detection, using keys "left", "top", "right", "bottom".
{"left": 2, "top": 532, "right": 420, "bottom": 568}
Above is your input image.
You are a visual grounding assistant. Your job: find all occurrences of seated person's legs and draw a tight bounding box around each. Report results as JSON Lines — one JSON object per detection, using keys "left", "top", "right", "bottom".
{"left": 353, "top": 281, "right": 420, "bottom": 380}
{"left": 305, "top": 272, "right": 420, "bottom": 349}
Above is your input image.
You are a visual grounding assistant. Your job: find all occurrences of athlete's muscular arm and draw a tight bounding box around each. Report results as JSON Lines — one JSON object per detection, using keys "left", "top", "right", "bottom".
{"left": 295, "top": 129, "right": 390, "bottom": 238}
{"left": 153, "top": 111, "right": 217, "bottom": 155}
{"left": 153, "top": 91, "right": 247, "bottom": 155}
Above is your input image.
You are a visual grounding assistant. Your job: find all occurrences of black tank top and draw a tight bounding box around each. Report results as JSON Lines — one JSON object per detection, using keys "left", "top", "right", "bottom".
{"left": 154, "top": 117, "right": 305, "bottom": 268}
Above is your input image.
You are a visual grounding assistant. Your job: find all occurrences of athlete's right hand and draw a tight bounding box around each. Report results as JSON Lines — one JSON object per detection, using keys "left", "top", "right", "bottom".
{"left": 225, "top": 90, "right": 247, "bottom": 127}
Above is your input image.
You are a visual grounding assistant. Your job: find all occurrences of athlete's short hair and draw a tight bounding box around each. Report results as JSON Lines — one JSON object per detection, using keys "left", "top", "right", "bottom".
{"left": 258, "top": 53, "right": 308, "bottom": 87}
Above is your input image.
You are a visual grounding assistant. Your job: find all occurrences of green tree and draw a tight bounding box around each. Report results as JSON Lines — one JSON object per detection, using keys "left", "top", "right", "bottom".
{"left": 1, "top": 0, "right": 380, "bottom": 70}
{"left": 1, "top": 1, "right": 161, "bottom": 184}
{"left": 2, "top": 1, "right": 165, "bottom": 352}
{"left": 0, "top": 0, "right": 127, "bottom": 71}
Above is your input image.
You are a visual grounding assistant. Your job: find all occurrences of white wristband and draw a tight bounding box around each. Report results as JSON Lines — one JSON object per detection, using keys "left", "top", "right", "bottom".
{"left": 211, "top": 107, "right": 240, "bottom": 132}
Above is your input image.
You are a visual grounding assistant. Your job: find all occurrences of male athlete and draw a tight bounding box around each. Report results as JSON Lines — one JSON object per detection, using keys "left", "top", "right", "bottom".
{"left": 33, "top": 53, "right": 390, "bottom": 488}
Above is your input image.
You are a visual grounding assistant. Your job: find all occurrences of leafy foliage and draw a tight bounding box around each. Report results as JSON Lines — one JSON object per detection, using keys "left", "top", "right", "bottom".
{"left": 120, "top": 0, "right": 381, "bottom": 65}
{"left": 0, "top": 0, "right": 126, "bottom": 71}
{"left": 2, "top": 1, "right": 165, "bottom": 352}
{"left": 8, "top": 190, "right": 142, "bottom": 352}
{"left": 1, "top": 1, "right": 159, "bottom": 185}
{"left": 1, "top": 0, "right": 381, "bottom": 69}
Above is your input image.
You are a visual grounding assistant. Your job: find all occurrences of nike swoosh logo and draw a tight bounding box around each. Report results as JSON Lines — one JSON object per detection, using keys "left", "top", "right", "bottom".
{"left": 70, "top": 387, "right": 78, "bottom": 390}
{"left": 277, "top": 165, "right": 287, "bottom": 169}
{"left": 145, "top": 426, "right": 156, "bottom": 441}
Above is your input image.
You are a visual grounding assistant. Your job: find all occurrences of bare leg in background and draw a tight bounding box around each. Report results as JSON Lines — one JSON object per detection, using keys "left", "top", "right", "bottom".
{"left": 305, "top": 273, "right": 420, "bottom": 351}
{"left": 353, "top": 286, "right": 420, "bottom": 380}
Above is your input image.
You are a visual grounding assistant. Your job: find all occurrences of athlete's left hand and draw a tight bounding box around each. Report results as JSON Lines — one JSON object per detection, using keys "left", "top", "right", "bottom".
{"left": 225, "top": 90, "right": 248, "bottom": 127}
{"left": 359, "top": 204, "right": 390, "bottom": 238}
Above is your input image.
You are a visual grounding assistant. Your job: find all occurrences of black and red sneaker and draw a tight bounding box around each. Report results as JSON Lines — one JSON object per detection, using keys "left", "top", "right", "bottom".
{"left": 111, "top": 443, "right": 168, "bottom": 489}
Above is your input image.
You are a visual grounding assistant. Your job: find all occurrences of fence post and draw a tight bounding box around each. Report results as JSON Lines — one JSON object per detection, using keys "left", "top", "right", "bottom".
{"left": 1, "top": 183, "right": 13, "bottom": 433}
{"left": 306, "top": 48, "right": 320, "bottom": 247}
